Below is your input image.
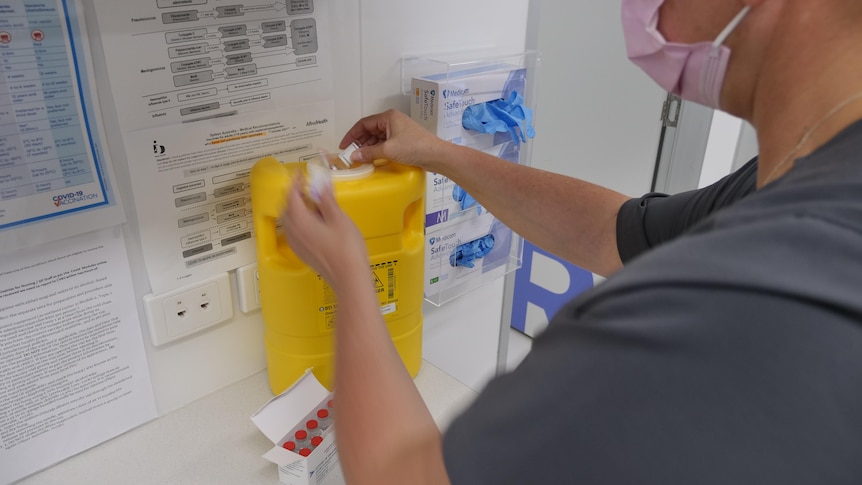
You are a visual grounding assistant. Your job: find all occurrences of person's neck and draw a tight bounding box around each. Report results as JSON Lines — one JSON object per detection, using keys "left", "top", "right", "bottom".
{"left": 750, "top": 18, "right": 862, "bottom": 187}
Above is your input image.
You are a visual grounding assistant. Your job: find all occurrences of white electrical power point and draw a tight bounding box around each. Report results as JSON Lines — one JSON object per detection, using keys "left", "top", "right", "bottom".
{"left": 143, "top": 273, "right": 233, "bottom": 346}
{"left": 235, "top": 263, "right": 261, "bottom": 313}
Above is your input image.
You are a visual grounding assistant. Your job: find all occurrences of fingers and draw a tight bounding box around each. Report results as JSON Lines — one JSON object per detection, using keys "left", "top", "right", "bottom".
{"left": 284, "top": 171, "right": 341, "bottom": 233}
{"left": 339, "top": 112, "right": 390, "bottom": 149}
{"left": 352, "top": 137, "right": 392, "bottom": 164}
{"left": 316, "top": 181, "right": 341, "bottom": 222}
{"left": 340, "top": 109, "right": 425, "bottom": 164}
{"left": 282, "top": 176, "right": 311, "bottom": 230}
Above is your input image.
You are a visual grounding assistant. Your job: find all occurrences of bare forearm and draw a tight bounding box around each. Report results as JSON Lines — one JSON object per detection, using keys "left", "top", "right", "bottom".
{"left": 426, "top": 143, "right": 629, "bottom": 277}
{"left": 333, "top": 281, "right": 450, "bottom": 485}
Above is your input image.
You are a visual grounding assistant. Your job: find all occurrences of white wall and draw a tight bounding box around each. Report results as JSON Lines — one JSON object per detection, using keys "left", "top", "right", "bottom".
{"left": 527, "top": 1, "right": 666, "bottom": 195}
{"left": 96, "top": 0, "right": 669, "bottom": 409}
{"left": 502, "top": 0, "right": 672, "bottom": 371}
{"left": 357, "top": 1, "right": 529, "bottom": 116}
{"left": 92, "top": 0, "right": 533, "bottom": 413}
{"left": 698, "top": 114, "right": 759, "bottom": 188}
{"left": 733, "top": 121, "right": 759, "bottom": 171}
{"left": 420, "top": 0, "right": 673, "bottom": 388}
{"left": 503, "top": 2, "right": 764, "bottom": 373}
{"left": 357, "top": 0, "right": 531, "bottom": 392}
{"left": 85, "top": 1, "right": 365, "bottom": 415}
{"left": 699, "top": 112, "right": 743, "bottom": 188}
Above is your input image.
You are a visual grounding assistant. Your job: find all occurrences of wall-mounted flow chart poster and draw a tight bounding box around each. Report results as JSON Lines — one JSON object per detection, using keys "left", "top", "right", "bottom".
{"left": 93, "top": 0, "right": 338, "bottom": 294}
{"left": 92, "top": 0, "right": 334, "bottom": 131}
{"left": 125, "top": 104, "right": 334, "bottom": 295}
{"left": 0, "top": 1, "right": 110, "bottom": 232}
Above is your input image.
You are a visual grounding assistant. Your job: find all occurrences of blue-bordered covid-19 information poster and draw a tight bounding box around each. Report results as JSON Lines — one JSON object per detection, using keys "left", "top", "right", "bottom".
{"left": 0, "top": 0, "right": 109, "bottom": 231}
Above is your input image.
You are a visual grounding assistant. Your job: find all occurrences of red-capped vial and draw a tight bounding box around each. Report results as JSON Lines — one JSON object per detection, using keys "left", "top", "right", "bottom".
{"left": 294, "top": 429, "right": 309, "bottom": 449}
{"left": 282, "top": 440, "right": 296, "bottom": 452}
{"left": 306, "top": 419, "right": 321, "bottom": 438}
{"left": 298, "top": 448, "right": 312, "bottom": 457}
{"left": 327, "top": 399, "right": 334, "bottom": 409}
{"left": 316, "top": 408, "right": 332, "bottom": 431}
{"left": 310, "top": 436, "right": 323, "bottom": 448}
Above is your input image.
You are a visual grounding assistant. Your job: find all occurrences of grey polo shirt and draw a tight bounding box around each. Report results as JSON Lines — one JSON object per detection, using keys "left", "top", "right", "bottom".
{"left": 443, "top": 120, "right": 862, "bottom": 484}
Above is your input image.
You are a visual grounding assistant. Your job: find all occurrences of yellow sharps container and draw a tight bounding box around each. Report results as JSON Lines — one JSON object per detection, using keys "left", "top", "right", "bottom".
{"left": 251, "top": 156, "right": 425, "bottom": 393}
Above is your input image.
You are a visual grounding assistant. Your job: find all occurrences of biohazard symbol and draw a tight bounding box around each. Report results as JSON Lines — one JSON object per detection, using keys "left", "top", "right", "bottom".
{"left": 373, "top": 272, "right": 385, "bottom": 292}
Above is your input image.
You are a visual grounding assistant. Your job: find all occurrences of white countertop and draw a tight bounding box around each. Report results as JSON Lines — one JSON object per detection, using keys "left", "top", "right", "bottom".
{"left": 18, "top": 361, "right": 477, "bottom": 484}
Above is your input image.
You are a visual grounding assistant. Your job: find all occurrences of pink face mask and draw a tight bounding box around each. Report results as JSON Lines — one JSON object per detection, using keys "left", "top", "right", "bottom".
{"left": 622, "top": 0, "right": 751, "bottom": 109}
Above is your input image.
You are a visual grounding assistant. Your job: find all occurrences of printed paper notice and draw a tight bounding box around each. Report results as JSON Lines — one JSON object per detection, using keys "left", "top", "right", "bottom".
{"left": 0, "top": 227, "right": 157, "bottom": 484}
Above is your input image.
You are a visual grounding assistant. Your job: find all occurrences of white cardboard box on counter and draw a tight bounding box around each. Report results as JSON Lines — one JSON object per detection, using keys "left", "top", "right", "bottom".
{"left": 251, "top": 370, "right": 344, "bottom": 485}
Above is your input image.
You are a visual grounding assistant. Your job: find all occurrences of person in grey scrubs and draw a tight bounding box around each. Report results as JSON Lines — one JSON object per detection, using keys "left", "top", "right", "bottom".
{"left": 281, "top": 1, "right": 862, "bottom": 483}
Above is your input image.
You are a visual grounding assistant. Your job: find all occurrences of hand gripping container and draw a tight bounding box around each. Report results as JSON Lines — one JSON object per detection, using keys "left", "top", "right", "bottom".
{"left": 251, "top": 157, "right": 425, "bottom": 393}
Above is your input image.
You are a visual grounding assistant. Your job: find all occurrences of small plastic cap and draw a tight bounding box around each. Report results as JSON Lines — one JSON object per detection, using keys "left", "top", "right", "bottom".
{"left": 317, "top": 409, "right": 329, "bottom": 419}
{"left": 306, "top": 419, "right": 318, "bottom": 430}
{"left": 299, "top": 448, "right": 312, "bottom": 457}
{"left": 295, "top": 429, "right": 308, "bottom": 440}
{"left": 330, "top": 162, "right": 373, "bottom": 181}
{"left": 282, "top": 441, "right": 296, "bottom": 451}
{"left": 311, "top": 436, "right": 323, "bottom": 447}
{"left": 327, "top": 399, "right": 334, "bottom": 409}
{"left": 336, "top": 142, "right": 360, "bottom": 169}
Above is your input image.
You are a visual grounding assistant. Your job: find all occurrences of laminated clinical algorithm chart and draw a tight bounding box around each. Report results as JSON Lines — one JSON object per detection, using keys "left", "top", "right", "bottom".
{"left": 94, "top": 0, "right": 338, "bottom": 294}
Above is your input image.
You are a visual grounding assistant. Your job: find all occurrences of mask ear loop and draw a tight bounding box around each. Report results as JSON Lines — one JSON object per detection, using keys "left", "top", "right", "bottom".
{"left": 703, "top": 5, "right": 752, "bottom": 107}
{"left": 711, "top": 5, "right": 752, "bottom": 52}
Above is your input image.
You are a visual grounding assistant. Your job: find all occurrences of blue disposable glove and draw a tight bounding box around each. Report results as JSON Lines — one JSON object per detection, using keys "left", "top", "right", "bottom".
{"left": 452, "top": 184, "right": 481, "bottom": 212}
{"left": 449, "top": 234, "right": 495, "bottom": 268}
{"left": 462, "top": 91, "right": 536, "bottom": 145}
